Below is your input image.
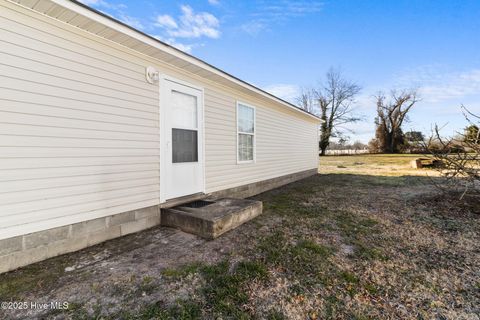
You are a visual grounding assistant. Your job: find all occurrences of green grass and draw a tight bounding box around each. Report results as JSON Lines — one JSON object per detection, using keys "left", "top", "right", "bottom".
{"left": 161, "top": 262, "right": 204, "bottom": 279}
{"left": 128, "top": 300, "right": 202, "bottom": 320}
{"left": 324, "top": 294, "right": 341, "bottom": 319}
{"left": 82, "top": 300, "right": 203, "bottom": 320}
{"left": 258, "top": 232, "right": 335, "bottom": 288}
{"left": 161, "top": 259, "right": 269, "bottom": 318}
{"left": 160, "top": 259, "right": 270, "bottom": 319}
{"left": 331, "top": 212, "right": 388, "bottom": 261}
{"left": 334, "top": 212, "right": 378, "bottom": 237}
{"left": 340, "top": 271, "right": 360, "bottom": 284}
{"left": 294, "top": 239, "right": 332, "bottom": 256}
{"left": 0, "top": 256, "right": 72, "bottom": 301}
{"left": 201, "top": 260, "right": 268, "bottom": 318}
{"left": 138, "top": 275, "right": 156, "bottom": 295}
{"left": 267, "top": 310, "right": 287, "bottom": 320}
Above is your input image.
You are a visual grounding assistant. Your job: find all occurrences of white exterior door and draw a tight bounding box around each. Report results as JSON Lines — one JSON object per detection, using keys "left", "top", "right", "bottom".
{"left": 160, "top": 77, "right": 204, "bottom": 201}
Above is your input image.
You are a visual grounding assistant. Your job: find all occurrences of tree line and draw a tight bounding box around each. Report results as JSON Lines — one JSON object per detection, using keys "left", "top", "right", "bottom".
{"left": 297, "top": 67, "right": 479, "bottom": 155}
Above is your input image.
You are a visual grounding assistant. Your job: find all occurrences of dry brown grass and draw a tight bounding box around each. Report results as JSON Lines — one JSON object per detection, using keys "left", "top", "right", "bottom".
{"left": 320, "top": 153, "right": 443, "bottom": 177}
{"left": 1, "top": 155, "right": 478, "bottom": 319}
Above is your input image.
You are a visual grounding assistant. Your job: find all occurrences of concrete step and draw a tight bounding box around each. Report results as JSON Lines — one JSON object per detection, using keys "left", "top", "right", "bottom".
{"left": 161, "top": 198, "right": 263, "bottom": 239}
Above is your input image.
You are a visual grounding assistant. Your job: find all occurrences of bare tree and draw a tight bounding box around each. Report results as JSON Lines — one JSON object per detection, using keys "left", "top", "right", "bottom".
{"left": 296, "top": 68, "right": 361, "bottom": 156}
{"left": 371, "top": 89, "right": 419, "bottom": 153}
{"left": 426, "top": 106, "right": 480, "bottom": 200}
{"left": 296, "top": 87, "right": 318, "bottom": 115}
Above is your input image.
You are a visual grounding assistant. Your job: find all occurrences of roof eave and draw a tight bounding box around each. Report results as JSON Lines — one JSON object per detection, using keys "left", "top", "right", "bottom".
{"left": 44, "top": 0, "right": 322, "bottom": 122}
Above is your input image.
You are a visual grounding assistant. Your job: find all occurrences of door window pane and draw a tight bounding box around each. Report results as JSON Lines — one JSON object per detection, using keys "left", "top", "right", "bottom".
{"left": 171, "top": 90, "right": 197, "bottom": 129}
{"left": 172, "top": 128, "right": 198, "bottom": 163}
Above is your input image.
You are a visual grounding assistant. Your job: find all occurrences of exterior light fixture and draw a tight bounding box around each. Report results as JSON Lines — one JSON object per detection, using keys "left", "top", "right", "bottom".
{"left": 145, "top": 66, "right": 159, "bottom": 84}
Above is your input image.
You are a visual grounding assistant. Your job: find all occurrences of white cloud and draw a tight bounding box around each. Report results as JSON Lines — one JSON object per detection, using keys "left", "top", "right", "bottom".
{"left": 78, "top": 0, "right": 101, "bottom": 5}
{"left": 154, "top": 5, "right": 220, "bottom": 39}
{"left": 208, "top": 0, "right": 220, "bottom": 5}
{"left": 241, "top": 1, "right": 322, "bottom": 36}
{"left": 153, "top": 35, "right": 193, "bottom": 53}
{"left": 258, "top": 1, "right": 323, "bottom": 19}
{"left": 118, "top": 13, "right": 144, "bottom": 30}
{"left": 78, "top": 0, "right": 145, "bottom": 30}
{"left": 166, "top": 41, "right": 193, "bottom": 53}
{"left": 394, "top": 66, "right": 480, "bottom": 103}
{"left": 353, "top": 92, "right": 378, "bottom": 111}
{"left": 155, "top": 15, "right": 178, "bottom": 29}
{"left": 79, "top": 1, "right": 218, "bottom": 53}
{"left": 241, "top": 21, "right": 266, "bottom": 36}
{"left": 421, "top": 70, "right": 480, "bottom": 103}
{"left": 263, "top": 84, "right": 300, "bottom": 103}
{"left": 78, "top": 0, "right": 125, "bottom": 10}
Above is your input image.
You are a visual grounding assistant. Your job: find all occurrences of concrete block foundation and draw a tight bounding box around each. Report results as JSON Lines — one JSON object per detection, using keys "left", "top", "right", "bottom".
{"left": 0, "top": 206, "right": 161, "bottom": 274}
{"left": 208, "top": 168, "right": 318, "bottom": 199}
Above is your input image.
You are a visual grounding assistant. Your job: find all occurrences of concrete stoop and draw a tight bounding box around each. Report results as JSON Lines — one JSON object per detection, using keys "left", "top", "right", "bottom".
{"left": 161, "top": 198, "right": 263, "bottom": 239}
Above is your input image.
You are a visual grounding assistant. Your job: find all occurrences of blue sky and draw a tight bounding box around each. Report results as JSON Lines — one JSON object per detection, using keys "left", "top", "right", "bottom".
{"left": 81, "top": 0, "right": 480, "bottom": 143}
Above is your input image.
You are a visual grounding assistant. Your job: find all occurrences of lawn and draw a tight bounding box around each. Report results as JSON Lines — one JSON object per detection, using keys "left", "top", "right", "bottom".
{"left": 1, "top": 155, "right": 479, "bottom": 319}
{"left": 320, "top": 153, "right": 442, "bottom": 176}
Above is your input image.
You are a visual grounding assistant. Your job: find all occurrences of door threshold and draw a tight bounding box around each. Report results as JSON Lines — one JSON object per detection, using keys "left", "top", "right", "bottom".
{"left": 160, "top": 193, "right": 206, "bottom": 209}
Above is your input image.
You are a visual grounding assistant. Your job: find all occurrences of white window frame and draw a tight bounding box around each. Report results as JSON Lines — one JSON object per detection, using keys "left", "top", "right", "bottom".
{"left": 236, "top": 101, "right": 256, "bottom": 164}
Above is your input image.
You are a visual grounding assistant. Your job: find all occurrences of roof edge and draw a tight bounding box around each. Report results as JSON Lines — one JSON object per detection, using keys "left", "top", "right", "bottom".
{"left": 47, "top": 0, "right": 321, "bottom": 122}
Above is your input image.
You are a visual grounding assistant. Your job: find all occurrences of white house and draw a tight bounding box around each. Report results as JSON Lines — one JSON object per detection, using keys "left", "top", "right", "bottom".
{"left": 0, "top": 0, "right": 320, "bottom": 273}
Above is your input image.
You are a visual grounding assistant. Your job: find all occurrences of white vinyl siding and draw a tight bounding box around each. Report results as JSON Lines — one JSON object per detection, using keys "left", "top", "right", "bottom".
{"left": 204, "top": 90, "right": 318, "bottom": 193}
{"left": 0, "top": 0, "right": 319, "bottom": 240}
{"left": 0, "top": 0, "right": 159, "bottom": 240}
